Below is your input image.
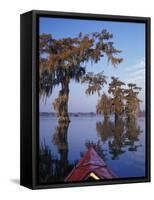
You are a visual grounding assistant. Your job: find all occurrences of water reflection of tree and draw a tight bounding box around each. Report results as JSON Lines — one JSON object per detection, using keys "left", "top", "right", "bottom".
{"left": 125, "top": 116, "right": 142, "bottom": 152}
{"left": 108, "top": 118, "right": 126, "bottom": 160}
{"left": 39, "top": 143, "right": 52, "bottom": 183}
{"left": 96, "top": 117, "right": 114, "bottom": 142}
{"left": 96, "top": 116, "right": 142, "bottom": 160}
{"left": 52, "top": 122, "right": 69, "bottom": 177}
{"left": 39, "top": 122, "right": 74, "bottom": 184}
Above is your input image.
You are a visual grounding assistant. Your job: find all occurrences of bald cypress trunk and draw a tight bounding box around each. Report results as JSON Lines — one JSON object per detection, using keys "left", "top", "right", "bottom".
{"left": 58, "top": 80, "right": 70, "bottom": 123}
{"left": 115, "top": 113, "right": 119, "bottom": 124}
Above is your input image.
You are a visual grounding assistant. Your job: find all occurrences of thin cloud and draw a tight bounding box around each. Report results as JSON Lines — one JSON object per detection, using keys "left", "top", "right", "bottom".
{"left": 125, "top": 58, "right": 145, "bottom": 110}
{"left": 125, "top": 59, "right": 145, "bottom": 73}
{"left": 126, "top": 59, "right": 145, "bottom": 84}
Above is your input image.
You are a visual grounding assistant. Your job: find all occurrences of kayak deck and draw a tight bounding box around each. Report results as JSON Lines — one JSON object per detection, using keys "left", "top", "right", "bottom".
{"left": 65, "top": 146, "right": 118, "bottom": 182}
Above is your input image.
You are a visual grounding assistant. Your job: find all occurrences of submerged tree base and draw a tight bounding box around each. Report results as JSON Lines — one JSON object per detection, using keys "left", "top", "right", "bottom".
{"left": 58, "top": 116, "right": 71, "bottom": 123}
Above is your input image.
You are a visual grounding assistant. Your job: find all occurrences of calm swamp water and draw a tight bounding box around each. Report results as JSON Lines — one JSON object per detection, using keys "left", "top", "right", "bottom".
{"left": 39, "top": 114, "right": 145, "bottom": 183}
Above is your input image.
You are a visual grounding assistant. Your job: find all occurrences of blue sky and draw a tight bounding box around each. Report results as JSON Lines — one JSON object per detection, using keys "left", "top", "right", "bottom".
{"left": 39, "top": 17, "right": 145, "bottom": 112}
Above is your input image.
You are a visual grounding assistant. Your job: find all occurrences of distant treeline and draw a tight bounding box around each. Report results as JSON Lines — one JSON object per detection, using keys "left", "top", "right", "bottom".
{"left": 40, "top": 110, "right": 145, "bottom": 117}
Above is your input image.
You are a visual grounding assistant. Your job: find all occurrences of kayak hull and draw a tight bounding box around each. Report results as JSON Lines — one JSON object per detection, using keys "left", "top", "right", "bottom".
{"left": 65, "top": 147, "right": 118, "bottom": 182}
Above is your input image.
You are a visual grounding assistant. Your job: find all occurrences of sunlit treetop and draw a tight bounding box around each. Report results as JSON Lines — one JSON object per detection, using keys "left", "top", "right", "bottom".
{"left": 81, "top": 72, "right": 107, "bottom": 96}
{"left": 124, "top": 83, "right": 142, "bottom": 116}
{"left": 39, "top": 30, "right": 123, "bottom": 67}
{"left": 108, "top": 77, "right": 125, "bottom": 92}
{"left": 96, "top": 93, "right": 113, "bottom": 116}
{"left": 108, "top": 77, "right": 126, "bottom": 116}
{"left": 39, "top": 30, "right": 123, "bottom": 99}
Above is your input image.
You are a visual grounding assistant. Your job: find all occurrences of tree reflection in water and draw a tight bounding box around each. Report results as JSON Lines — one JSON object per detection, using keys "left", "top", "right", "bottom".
{"left": 39, "top": 116, "right": 142, "bottom": 183}
{"left": 125, "top": 116, "right": 142, "bottom": 152}
{"left": 39, "top": 122, "right": 74, "bottom": 183}
{"left": 96, "top": 116, "right": 142, "bottom": 160}
{"left": 96, "top": 117, "right": 114, "bottom": 143}
{"left": 108, "top": 118, "right": 126, "bottom": 160}
{"left": 52, "top": 122, "right": 69, "bottom": 177}
{"left": 39, "top": 142, "right": 52, "bottom": 183}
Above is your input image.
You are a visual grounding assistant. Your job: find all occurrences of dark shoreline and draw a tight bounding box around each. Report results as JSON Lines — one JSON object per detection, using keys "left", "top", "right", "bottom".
{"left": 40, "top": 112, "right": 145, "bottom": 118}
